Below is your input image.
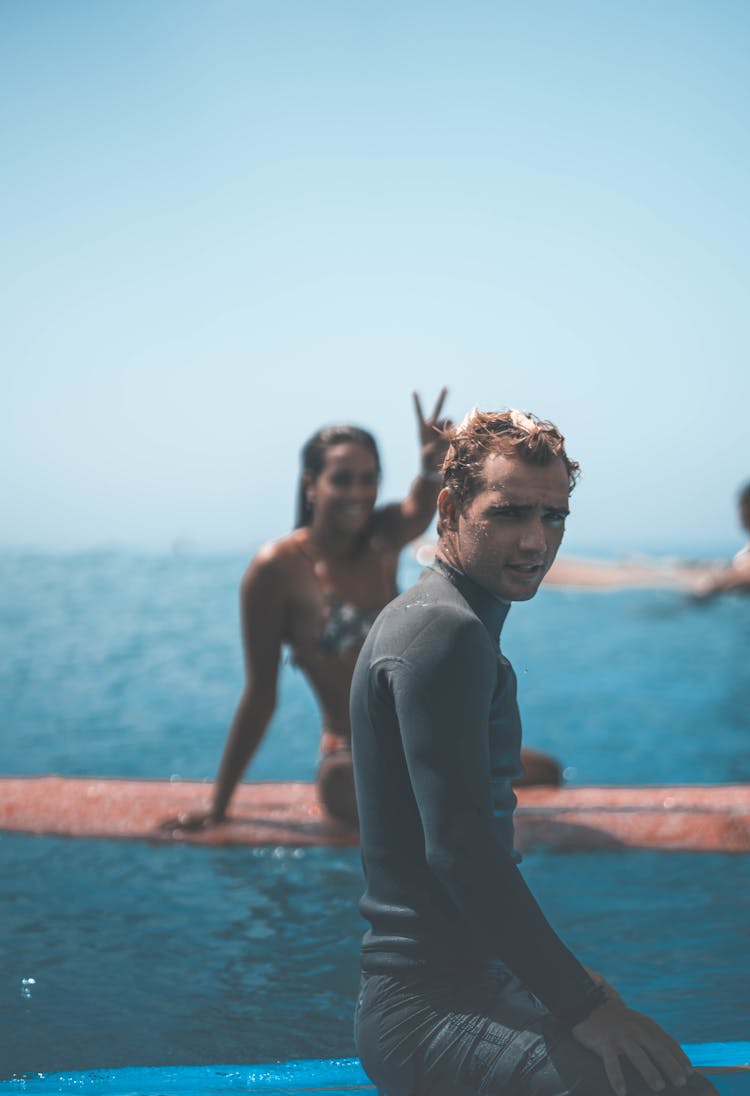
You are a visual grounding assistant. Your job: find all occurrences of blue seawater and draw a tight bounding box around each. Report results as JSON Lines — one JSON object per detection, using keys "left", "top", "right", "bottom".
{"left": 1, "top": 550, "right": 749, "bottom": 1079}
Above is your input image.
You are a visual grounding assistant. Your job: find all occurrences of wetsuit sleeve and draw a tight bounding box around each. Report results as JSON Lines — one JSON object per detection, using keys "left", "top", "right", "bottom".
{"left": 385, "top": 620, "right": 605, "bottom": 1026}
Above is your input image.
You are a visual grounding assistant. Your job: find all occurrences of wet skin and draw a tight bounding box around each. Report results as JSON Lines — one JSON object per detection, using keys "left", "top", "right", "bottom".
{"left": 437, "top": 452, "right": 570, "bottom": 602}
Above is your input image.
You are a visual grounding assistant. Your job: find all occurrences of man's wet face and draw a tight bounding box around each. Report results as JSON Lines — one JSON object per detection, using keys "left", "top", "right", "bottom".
{"left": 442, "top": 452, "right": 570, "bottom": 601}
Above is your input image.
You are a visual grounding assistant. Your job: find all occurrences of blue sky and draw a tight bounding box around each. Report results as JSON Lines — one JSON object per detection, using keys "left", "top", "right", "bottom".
{"left": 3, "top": 0, "right": 749, "bottom": 555}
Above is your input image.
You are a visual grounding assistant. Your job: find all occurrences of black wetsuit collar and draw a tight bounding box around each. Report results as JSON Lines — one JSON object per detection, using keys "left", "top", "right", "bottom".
{"left": 429, "top": 557, "right": 511, "bottom": 642}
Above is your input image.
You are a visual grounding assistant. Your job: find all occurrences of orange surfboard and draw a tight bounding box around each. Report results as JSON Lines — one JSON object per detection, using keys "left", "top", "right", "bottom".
{"left": 1, "top": 776, "right": 748, "bottom": 852}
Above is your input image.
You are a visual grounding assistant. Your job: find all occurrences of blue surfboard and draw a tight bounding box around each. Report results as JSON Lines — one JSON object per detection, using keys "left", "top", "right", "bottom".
{"left": 2, "top": 1045, "right": 749, "bottom": 1095}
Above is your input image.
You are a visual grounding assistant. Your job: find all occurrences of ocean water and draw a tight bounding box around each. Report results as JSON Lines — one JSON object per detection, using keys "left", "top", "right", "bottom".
{"left": 1, "top": 550, "right": 749, "bottom": 1080}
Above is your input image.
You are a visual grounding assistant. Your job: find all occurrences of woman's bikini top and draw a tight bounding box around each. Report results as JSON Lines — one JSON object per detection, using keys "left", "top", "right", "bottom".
{"left": 293, "top": 535, "right": 392, "bottom": 657}
{"left": 316, "top": 596, "right": 382, "bottom": 655}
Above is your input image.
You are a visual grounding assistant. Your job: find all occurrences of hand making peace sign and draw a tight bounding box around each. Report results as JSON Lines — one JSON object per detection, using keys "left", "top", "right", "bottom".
{"left": 413, "top": 387, "right": 452, "bottom": 479}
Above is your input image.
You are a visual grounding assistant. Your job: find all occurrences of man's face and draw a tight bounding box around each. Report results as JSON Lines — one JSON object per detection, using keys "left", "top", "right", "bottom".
{"left": 440, "top": 451, "right": 570, "bottom": 601}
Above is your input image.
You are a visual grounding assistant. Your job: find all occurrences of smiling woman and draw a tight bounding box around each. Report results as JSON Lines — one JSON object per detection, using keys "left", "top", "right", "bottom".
{"left": 164, "top": 390, "right": 452, "bottom": 832}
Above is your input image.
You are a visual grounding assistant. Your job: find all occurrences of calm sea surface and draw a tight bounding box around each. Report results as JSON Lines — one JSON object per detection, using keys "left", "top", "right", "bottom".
{"left": 1, "top": 550, "right": 749, "bottom": 1079}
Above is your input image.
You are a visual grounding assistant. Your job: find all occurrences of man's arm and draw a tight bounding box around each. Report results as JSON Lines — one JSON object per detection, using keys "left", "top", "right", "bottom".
{"left": 388, "top": 622, "right": 702, "bottom": 1091}
{"left": 388, "top": 616, "right": 604, "bottom": 1025}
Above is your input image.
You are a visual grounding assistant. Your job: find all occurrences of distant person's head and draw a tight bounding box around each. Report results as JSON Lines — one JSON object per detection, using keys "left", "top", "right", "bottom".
{"left": 296, "top": 425, "right": 381, "bottom": 532}
{"left": 739, "top": 482, "right": 750, "bottom": 535}
{"left": 437, "top": 407, "right": 579, "bottom": 602}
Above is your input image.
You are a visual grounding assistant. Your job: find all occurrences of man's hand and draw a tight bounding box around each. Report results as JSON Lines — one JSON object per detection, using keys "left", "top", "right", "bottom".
{"left": 583, "top": 967, "right": 625, "bottom": 1005}
{"left": 413, "top": 388, "right": 451, "bottom": 477}
{"left": 573, "top": 999, "right": 695, "bottom": 1095}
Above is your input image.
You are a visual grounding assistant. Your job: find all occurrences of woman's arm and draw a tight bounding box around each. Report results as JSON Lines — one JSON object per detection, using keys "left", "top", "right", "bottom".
{"left": 165, "top": 551, "right": 286, "bottom": 831}
{"left": 375, "top": 387, "right": 451, "bottom": 547}
{"left": 211, "top": 553, "right": 286, "bottom": 818}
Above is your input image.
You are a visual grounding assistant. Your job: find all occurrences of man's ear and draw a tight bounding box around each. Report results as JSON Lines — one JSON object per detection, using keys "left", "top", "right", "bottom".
{"left": 437, "top": 487, "right": 459, "bottom": 531}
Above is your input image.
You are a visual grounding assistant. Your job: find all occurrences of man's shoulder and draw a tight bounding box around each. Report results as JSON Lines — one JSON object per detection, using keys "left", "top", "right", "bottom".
{"left": 384, "top": 565, "right": 478, "bottom": 617}
{"left": 369, "top": 567, "right": 492, "bottom": 660}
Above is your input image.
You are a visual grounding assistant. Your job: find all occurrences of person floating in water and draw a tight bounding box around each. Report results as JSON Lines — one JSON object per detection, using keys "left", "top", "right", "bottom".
{"left": 691, "top": 480, "right": 750, "bottom": 599}
{"left": 351, "top": 407, "right": 717, "bottom": 1095}
{"left": 168, "top": 392, "right": 563, "bottom": 834}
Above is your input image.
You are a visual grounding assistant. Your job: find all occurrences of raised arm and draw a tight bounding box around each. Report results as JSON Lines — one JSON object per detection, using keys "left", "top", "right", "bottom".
{"left": 165, "top": 551, "right": 286, "bottom": 832}
{"left": 375, "top": 387, "right": 452, "bottom": 547}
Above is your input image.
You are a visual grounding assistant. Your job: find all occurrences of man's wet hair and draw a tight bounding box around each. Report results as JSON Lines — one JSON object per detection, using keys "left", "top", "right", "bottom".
{"left": 441, "top": 407, "right": 580, "bottom": 514}
{"left": 295, "top": 425, "right": 381, "bottom": 528}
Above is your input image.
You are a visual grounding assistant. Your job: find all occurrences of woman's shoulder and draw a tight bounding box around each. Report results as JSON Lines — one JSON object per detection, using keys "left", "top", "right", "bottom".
{"left": 241, "top": 532, "right": 306, "bottom": 589}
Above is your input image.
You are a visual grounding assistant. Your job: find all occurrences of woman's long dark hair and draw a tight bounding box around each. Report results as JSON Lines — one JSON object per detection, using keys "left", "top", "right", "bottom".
{"left": 295, "top": 425, "right": 381, "bottom": 528}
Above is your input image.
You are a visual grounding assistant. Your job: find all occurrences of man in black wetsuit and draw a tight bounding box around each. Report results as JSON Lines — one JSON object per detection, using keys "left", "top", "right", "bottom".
{"left": 350, "top": 408, "right": 717, "bottom": 1096}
